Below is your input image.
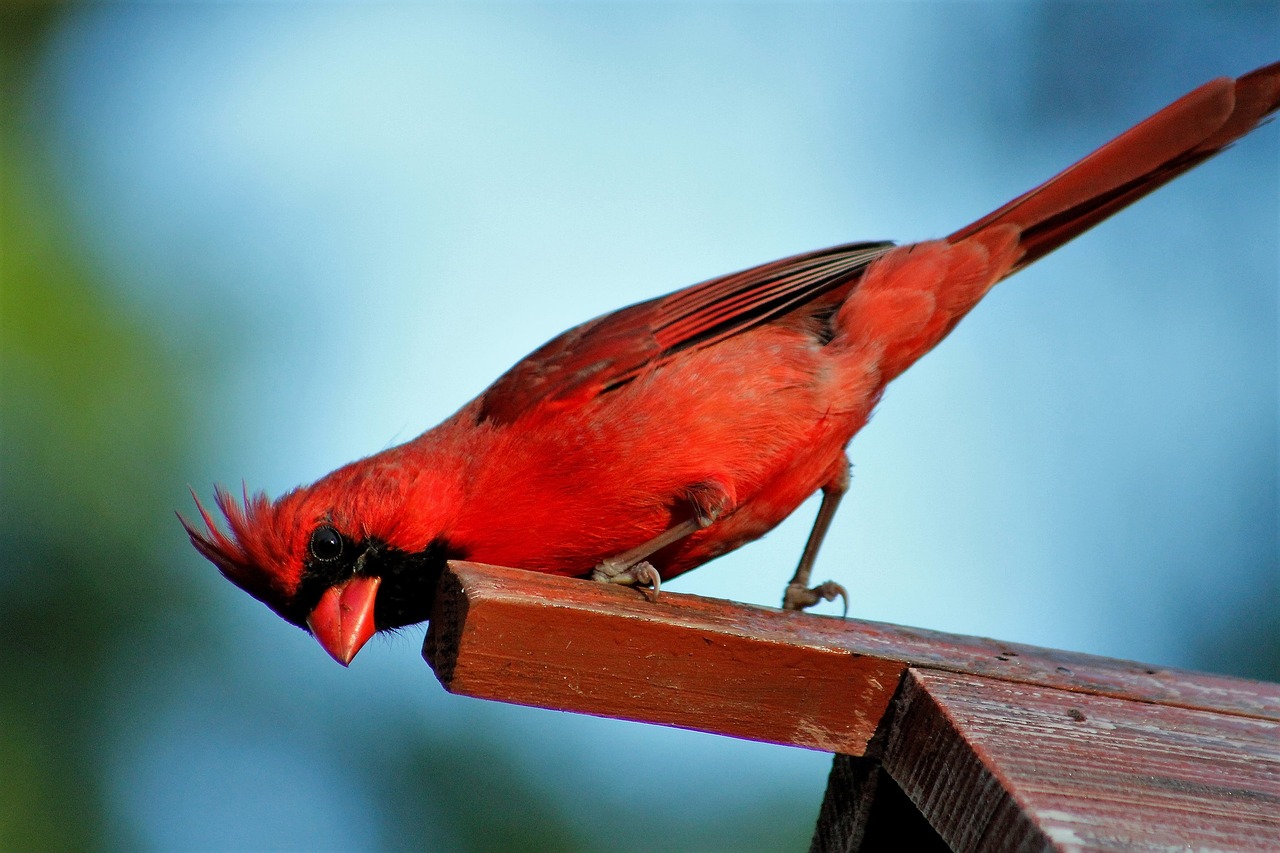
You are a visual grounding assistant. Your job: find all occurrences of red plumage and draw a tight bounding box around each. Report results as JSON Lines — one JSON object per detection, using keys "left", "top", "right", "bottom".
{"left": 183, "top": 63, "right": 1280, "bottom": 665}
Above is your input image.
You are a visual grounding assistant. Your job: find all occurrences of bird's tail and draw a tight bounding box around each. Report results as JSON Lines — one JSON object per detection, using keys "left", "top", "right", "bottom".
{"left": 948, "top": 61, "right": 1280, "bottom": 273}
{"left": 837, "top": 61, "right": 1280, "bottom": 383}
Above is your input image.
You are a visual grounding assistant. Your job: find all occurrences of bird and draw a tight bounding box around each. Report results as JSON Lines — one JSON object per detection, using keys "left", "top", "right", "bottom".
{"left": 183, "top": 62, "right": 1280, "bottom": 666}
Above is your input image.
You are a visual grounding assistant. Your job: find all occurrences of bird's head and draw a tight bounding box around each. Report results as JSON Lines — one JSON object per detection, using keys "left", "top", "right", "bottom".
{"left": 180, "top": 474, "right": 460, "bottom": 666}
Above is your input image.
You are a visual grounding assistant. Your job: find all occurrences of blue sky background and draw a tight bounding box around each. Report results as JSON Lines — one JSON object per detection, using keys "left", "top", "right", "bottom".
{"left": 11, "top": 3, "right": 1277, "bottom": 849}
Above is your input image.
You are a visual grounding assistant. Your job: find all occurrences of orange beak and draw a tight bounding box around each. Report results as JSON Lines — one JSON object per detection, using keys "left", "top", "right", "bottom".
{"left": 306, "top": 575, "right": 381, "bottom": 666}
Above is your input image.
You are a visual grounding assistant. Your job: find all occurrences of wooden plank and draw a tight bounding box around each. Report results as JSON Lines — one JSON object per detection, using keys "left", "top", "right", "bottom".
{"left": 427, "top": 563, "right": 1280, "bottom": 851}
{"left": 811, "top": 755, "right": 948, "bottom": 852}
{"left": 880, "top": 669, "right": 1280, "bottom": 853}
{"left": 424, "top": 563, "right": 1280, "bottom": 755}
{"left": 425, "top": 563, "right": 904, "bottom": 753}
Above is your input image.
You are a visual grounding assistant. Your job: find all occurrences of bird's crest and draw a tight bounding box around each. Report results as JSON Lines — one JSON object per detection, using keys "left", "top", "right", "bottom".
{"left": 179, "top": 486, "right": 308, "bottom": 614}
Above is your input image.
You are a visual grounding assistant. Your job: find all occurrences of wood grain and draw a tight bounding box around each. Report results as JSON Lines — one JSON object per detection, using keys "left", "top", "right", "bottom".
{"left": 881, "top": 670, "right": 1280, "bottom": 852}
{"left": 425, "top": 562, "right": 903, "bottom": 752}
{"left": 424, "top": 562, "right": 1279, "bottom": 754}
{"left": 424, "top": 563, "right": 1280, "bottom": 852}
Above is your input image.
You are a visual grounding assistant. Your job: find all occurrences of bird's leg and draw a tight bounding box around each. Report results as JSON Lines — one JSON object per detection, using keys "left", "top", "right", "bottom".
{"left": 592, "top": 481, "right": 732, "bottom": 600}
{"left": 590, "top": 518, "right": 698, "bottom": 597}
{"left": 783, "top": 456, "right": 851, "bottom": 614}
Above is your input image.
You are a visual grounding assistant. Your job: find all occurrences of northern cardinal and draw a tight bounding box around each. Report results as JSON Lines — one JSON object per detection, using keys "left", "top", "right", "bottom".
{"left": 184, "top": 63, "right": 1280, "bottom": 666}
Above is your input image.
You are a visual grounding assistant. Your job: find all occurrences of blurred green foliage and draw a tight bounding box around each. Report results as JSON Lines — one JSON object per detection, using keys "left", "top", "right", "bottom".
{"left": 2, "top": 5, "right": 206, "bottom": 849}
{"left": 0, "top": 7, "right": 817, "bottom": 849}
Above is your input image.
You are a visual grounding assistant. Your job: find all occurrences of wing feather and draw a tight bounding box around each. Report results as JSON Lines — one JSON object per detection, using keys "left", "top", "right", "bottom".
{"left": 478, "top": 240, "right": 894, "bottom": 424}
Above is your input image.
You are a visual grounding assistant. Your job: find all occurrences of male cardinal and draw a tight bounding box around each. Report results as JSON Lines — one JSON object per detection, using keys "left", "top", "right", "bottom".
{"left": 184, "top": 63, "right": 1280, "bottom": 666}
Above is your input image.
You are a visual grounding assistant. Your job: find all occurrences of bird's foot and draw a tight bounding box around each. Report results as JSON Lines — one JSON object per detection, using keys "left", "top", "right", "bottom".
{"left": 591, "top": 559, "right": 662, "bottom": 601}
{"left": 783, "top": 580, "right": 848, "bottom": 616}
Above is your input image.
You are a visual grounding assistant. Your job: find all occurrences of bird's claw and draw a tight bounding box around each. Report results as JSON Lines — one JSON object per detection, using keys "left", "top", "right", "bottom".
{"left": 783, "top": 580, "right": 848, "bottom": 616}
{"left": 591, "top": 559, "right": 662, "bottom": 601}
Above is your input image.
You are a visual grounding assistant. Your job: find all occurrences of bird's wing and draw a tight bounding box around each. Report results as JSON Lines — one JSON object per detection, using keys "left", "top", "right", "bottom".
{"left": 477, "top": 240, "right": 894, "bottom": 424}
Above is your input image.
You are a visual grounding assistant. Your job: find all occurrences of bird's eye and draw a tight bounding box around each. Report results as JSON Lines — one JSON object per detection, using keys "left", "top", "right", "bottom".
{"left": 309, "top": 525, "right": 343, "bottom": 562}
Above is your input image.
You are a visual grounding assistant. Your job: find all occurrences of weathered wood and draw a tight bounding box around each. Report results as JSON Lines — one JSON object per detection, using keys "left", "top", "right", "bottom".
{"left": 878, "top": 670, "right": 1280, "bottom": 852}
{"left": 812, "top": 754, "right": 948, "bottom": 853}
{"left": 425, "top": 563, "right": 1280, "bottom": 851}
{"left": 425, "top": 562, "right": 903, "bottom": 752}
{"left": 424, "top": 562, "right": 1279, "bottom": 753}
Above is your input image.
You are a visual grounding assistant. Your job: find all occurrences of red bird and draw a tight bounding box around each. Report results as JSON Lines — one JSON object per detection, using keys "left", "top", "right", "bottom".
{"left": 184, "top": 63, "right": 1280, "bottom": 666}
